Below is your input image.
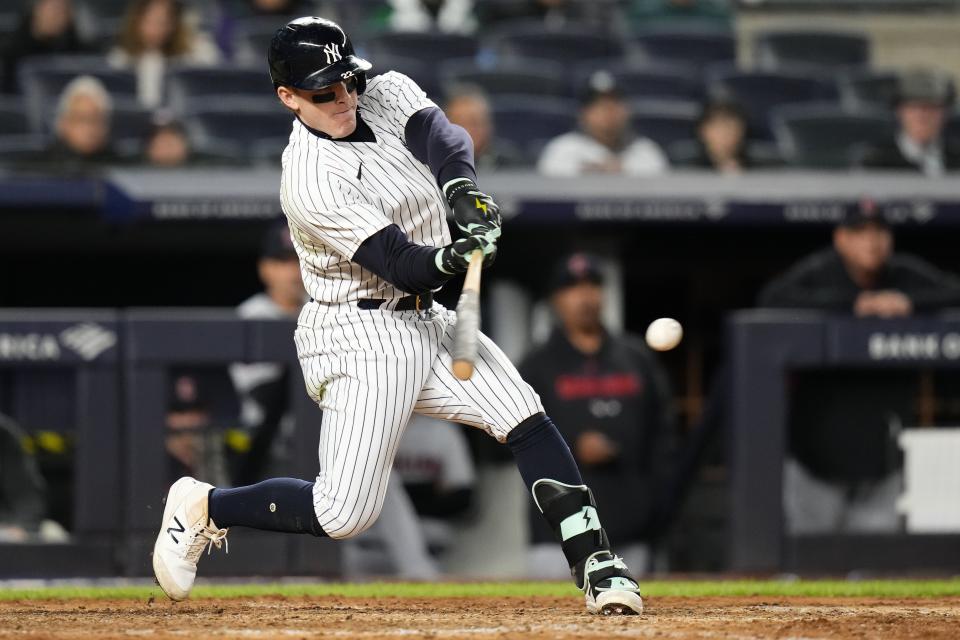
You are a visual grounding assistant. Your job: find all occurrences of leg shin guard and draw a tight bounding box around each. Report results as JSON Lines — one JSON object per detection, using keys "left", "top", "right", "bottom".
{"left": 531, "top": 478, "right": 611, "bottom": 589}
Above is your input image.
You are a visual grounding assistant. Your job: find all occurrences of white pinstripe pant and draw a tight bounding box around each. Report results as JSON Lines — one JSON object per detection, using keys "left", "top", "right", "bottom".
{"left": 294, "top": 302, "right": 543, "bottom": 540}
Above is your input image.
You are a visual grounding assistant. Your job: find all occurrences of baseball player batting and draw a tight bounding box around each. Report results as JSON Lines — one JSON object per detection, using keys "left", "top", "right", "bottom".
{"left": 152, "top": 16, "right": 643, "bottom": 616}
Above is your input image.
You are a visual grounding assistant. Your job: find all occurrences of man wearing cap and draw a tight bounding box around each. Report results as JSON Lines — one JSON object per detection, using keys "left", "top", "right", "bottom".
{"left": 861, "top": 68, "right": 960, "bottom": 176}
{"left": 519, "top": 253, "right": 675, "bottom": 576}
{"left": 758, "top": 200, "right": 960, "bottom": 315}
{"left": 758, "top": 203, "right": 960, "bottom": 533}
{"left": 537, "top": 71, "right": 669, "bottom": 177}
{"left": 228, "top": 224, "right": 307, "bottom": 485}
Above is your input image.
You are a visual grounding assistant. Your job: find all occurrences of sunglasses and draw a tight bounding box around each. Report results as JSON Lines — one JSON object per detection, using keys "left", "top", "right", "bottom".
{"left": 311, "top": 76, "right": 358, "bottom": 104}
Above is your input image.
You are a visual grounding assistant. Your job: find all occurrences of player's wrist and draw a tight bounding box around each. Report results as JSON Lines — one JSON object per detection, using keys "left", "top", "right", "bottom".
{"left": 437, "top": 246, "right": 469, "bottom": 275}
{"left": 435, "top": 248, "right": 455, "bottom": 275}
{"left": 442, "top": 177, "right": 478, "bottom": 207}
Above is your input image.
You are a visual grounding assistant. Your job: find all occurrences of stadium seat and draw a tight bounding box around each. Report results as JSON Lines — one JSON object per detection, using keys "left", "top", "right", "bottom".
{"left": 495, "top": 25, "right": 626, "bottom": 67}
{"left": 629, "top": 99, "right": 700, "bottom": 150}
{"left": 0, "top": 134, "right": 48, "bottom": 167}
{"left": 251, "top": 138, "right": 286, "bottom": 168}
{"left": 490, "top": 97, "right": 578, "bottom": 160}
{"left": 74, "top": 0, "right": 130, "bottom": 40}
{"left": 366, "top": 32, "right": 479, "bottom": 66}
{"left": 579, "top": 62, "right": 704, "bottom": 103}
{"left": 0, "top": 97, "right": 30, "bottom": 136}
{"left": 185, "top": 100, "right": 292, "bottom": 154}
{"left": 754, "top": 30, "right": 871, "bottom": 71}
{"left": 109, "top": 103, "right": 156, "bottom": 144}
{"left": 235, "top": 17, "right": 289, "bottom": 64}
{"left": 707, "top": 67, "right": 839, "bottom": 139}
{"left": 167, "top": 66, "right": 271, "bottom": 115}
{"left": 370, "top": 57, "right": 444, "bottom": 101}
{"left": 838, "top": 70, "right": 900, "bottom": 110}
{"left": 19, "top": 57, "right": 137, "bottom": 132}
{"left": 633, "top": 28, "right": 735, "bottom": 67}
{"left": 439, "top": 59, "right": 570, "bottom": 100}
{"left": 771, "top": 103, "right": 895, "bottom": 168}
{"left": 0, "top": 10, "right": 18, "bottom": 48}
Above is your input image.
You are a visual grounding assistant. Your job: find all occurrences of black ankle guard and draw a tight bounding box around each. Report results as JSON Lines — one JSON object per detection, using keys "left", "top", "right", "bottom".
{"left": 532, "top": 479, "right": 611, "bottom": 584}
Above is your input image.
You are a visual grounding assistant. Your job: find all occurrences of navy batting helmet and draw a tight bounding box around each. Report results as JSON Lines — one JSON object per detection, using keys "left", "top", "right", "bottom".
{"left": 268, "top": 17, "right": 372, "bottom": 93}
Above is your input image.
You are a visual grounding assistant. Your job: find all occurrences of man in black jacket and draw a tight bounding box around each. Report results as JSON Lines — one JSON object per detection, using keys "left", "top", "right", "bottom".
{"left": 860, "top": 68, "right": 960, "bottom": 175}
{"left": 758, "top": 200, "right": 960, "bottom": 315}
{"left": 520, "top": 253, "right": 675, "bottom": 575}
{"left": 759, "top": 202, "right": 960, "bottom": 533}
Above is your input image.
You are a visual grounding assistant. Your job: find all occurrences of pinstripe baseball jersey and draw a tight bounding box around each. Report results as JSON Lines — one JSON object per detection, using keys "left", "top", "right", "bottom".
{"left": 278, "top": 67, "right": 543, "bottom": 541}
{"left": 280, "top": 71, "right": 451, "bottom": 305}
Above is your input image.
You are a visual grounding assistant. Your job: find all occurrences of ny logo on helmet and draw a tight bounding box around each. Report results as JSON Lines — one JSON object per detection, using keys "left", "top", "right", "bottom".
{"left": 323, "top": 43, "right": 342, "bottom": 65}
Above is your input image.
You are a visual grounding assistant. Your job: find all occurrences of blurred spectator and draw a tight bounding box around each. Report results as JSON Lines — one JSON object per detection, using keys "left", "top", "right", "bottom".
{"left": 443, "top": 85, "right": 522, "bottom": 171}
{"left": 108, "top": 0, "right": 220, "bottom": 108}
{"left": 247, "top": 0, "right": 305, "bottom": 15}
{"left": 166, "top": 373, "right": 228, "bottom": 485}
{"left": 520, "top": 253, "right": 675, "bottom": 576}
{"left": 0, "top": 413, "right": 45, "bottom": 543}
{"left": 210, "top": 0, "right": 305, "bottom": 59}
{"left": 228, "top": 223, "right": 305, "bottom": 485}
{"left": 758, "top": 200, "right": 960, "bottom": 315}
{"left": 759, "top": 201, "right": 960, "bottom": 534}
{"left": 538, "top": 71, "right": 668, "bottom": 176}
{"left": 860, "top": 69, "right": 960, "bottom": 176}
{"left": 384, "top": 0, "right": 477, "bottom": 33}
{"left": 628, "top": 0, "right": 733, "bottom": 30}
{"left": 1, "top": 0, "right": 91, "bottom": 94}
{"left": 41, "top": 75, "right": 121, "bottom": 170}
{"left": 680, "top": 97, "right": 754, "bottom": 173}
{"left": 143, "top": 118, "right": 190, "bottom": 167}
{"left": 393, "top": 415, "right": 475, "bottom": 556}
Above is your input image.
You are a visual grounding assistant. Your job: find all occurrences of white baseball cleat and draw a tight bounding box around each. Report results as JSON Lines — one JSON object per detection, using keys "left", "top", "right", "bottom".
{"left": 582, "top": 551, "right": 644, "bottom": 616}
{"left": 152, "top": 476, "right": 228, "bottom": 601}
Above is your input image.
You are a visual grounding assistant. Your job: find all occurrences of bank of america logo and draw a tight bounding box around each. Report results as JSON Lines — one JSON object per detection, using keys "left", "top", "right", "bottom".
{"left": 60, "top": 323, "right": 116, "bottom": 361}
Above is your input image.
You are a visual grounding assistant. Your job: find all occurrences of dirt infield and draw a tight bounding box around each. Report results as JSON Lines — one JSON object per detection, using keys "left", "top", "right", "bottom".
{"left": 1, "top": 595, "right": 958, "bottom": 639}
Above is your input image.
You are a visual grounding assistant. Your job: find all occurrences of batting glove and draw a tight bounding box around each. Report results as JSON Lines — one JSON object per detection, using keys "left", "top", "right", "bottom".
{"left": 436, "top": 233, "right": 497, "bottom": 275}
{"left": 443, "top": 178, "right": 502, "bottom": 239}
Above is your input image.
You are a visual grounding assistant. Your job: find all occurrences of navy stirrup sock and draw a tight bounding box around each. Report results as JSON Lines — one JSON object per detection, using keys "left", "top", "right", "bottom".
{"left": 508, "top": 414, "right": 616, "bottom": 581}
{"left": 208, "top": 478, "right": 326, "bottom": 537}
{"left": 506, "top": 413, "right": 583, "bottom": 490}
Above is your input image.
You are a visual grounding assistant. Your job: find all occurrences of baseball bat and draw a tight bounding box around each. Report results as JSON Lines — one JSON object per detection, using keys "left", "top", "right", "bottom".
{"left": 452, "top": 249, "right": 483, "bottom": 380}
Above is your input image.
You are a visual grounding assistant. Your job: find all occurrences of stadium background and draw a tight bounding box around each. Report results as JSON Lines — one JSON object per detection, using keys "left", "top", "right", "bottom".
{"left": 2, "top": 0, "right": 960, "bottom": 585}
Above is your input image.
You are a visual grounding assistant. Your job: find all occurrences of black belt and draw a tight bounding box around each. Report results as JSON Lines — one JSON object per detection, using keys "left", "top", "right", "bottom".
{"left": 357, "top": 291, "right": 433, "bottom": 311}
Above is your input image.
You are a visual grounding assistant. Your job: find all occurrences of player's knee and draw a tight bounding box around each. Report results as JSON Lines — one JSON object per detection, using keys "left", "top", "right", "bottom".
{"left": 321, "top": 508, "right": 380, "bottom": 540}
{"left": 314, "top": 490, "right": 383, "bottom": 540}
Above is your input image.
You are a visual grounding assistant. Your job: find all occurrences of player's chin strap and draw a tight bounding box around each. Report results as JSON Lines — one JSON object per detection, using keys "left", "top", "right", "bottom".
{"left": 532, "top": 478, "right": 623, "bottom": 590}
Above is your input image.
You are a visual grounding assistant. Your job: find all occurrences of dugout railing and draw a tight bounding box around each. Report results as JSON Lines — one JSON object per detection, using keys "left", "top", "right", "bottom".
{"left": 5, "top": 309, "right": 960, "bottom": 576}
{"left": 0, "top": 310, "right": 122, "bottom": 577}
{"left": 728, "top": 310, "right": 960, "bottom": 572}
{"left": 0, "top": 309, "right": 339, "bottom": 579}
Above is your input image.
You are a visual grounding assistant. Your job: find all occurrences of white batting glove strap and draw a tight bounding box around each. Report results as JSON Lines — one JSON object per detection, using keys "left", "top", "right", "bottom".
{"left": 441, "top": 177, "right": 473, "bottom": 195}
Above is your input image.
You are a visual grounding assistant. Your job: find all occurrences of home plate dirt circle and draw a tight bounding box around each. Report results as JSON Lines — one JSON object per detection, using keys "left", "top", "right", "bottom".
{"left": 1, "top": 595, "right": 959, "bottom": 639}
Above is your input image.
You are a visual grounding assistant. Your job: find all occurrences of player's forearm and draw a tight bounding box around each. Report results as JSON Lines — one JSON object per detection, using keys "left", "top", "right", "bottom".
{"left": 352, "top": 224, "right": 450, "bottom": 293}
{"left": 405, "top": 107, "right": 477, "bottom": 187}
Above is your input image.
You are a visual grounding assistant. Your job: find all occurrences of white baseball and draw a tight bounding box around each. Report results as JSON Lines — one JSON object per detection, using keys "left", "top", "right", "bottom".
{"left": 645, "top": 318, "right": 683, "bottom": 351}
